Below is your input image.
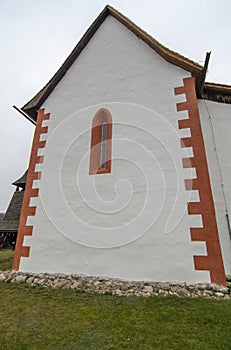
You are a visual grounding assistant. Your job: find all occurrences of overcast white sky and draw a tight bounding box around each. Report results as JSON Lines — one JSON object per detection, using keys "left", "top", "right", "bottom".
{"left": 0, "top": 0, "right": 230, "bottom": 212}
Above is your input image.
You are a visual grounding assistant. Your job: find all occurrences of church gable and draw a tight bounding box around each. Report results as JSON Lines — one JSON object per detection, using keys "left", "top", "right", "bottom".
{"left": 22, "top": 5, "right": 204, "bottom": 122}
{"left": 40, "top": 14, "right": 193, "bottom": 127}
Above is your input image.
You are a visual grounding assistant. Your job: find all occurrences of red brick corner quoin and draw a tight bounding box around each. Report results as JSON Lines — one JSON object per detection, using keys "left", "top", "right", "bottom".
{"left": 12, "top": 109, "right": 50, "bottom": 271}
{"left": 174, "top": 77, "right": 226, "bottom": 286}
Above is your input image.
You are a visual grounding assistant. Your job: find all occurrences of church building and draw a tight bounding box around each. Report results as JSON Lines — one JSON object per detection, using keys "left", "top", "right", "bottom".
{"left": 13, "top": 6, "right": 231, "bottom": 286}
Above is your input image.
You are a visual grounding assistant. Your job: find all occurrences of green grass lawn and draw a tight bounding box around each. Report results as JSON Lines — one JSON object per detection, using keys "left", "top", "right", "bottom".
{"left": 0, "top": 250, "right": 231, "bottom": 350}
{"left": 0, "top": 284, "right": 230, "bottom": 350}
{"left": 0, "top": 249, "right": 14, "bottom": 270}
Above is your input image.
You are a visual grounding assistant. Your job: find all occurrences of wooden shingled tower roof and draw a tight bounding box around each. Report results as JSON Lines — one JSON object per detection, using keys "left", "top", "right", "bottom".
{"left": 0, "top": 172, "right": 27, "bottom": 233}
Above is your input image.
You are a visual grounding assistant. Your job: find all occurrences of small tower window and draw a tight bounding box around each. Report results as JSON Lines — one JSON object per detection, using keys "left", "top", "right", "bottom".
{"left": 89, "top": 109, "right": 112, "bottom": 174}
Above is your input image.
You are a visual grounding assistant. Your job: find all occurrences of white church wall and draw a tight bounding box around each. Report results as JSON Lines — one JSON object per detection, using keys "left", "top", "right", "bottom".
{"left": 199, "top": 100, "right": 231, "bottom": 275}
{"left": 20, "top": 16, "right": 210, "bottom": 283}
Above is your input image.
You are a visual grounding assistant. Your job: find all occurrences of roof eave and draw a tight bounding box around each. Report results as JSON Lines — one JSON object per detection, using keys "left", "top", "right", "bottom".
{"left": 202, "top": 82, "right": 231, "bottom": 104}
{"left": 12, "top": 170, "right": 28, "bottom": 188}
{"left": 21, "top": 6, "right": 111, "bottom": 119}
{"left": 204, "top": 82, "right": 231, "bottom": 94}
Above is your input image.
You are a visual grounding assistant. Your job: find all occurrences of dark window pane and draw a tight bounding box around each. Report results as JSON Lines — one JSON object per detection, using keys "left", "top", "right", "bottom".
{"left": 100, "top": 122, "right": 107, "bottom": 169}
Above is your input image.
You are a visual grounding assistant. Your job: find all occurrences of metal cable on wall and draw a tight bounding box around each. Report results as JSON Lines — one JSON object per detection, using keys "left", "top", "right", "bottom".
{"left": 203, "top": 99, "right": 231, "bottom": 239}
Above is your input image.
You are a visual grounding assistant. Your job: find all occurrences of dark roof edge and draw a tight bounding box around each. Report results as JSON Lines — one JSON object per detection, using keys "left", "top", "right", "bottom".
{"left": 12, "top": 170, "right": 28, "bottom": 188}
{"left": 204, "top": 82, "right": 231, "bottom": 93}
{"left": 21, "top": 5, "right": 204, "bottom": 121}
{"left": 21, "top": 5, "right": 111, "bottom": 121}
{"left": 202, "top": 82, "right": 231, "bottom": 104}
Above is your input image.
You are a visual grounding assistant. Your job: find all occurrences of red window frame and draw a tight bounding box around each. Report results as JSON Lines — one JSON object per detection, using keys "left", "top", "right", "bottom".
{"left": 89, "top": 108, "right": 112, "bottom": 174}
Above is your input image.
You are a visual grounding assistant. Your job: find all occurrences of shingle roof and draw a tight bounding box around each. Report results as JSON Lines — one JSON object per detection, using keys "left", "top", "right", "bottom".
{"left": 0, "top": 213, "right": 4, "bottom": 221}
{"left": 21, "top": 5, "right": 207, "bottom": 122}
{"left": 203, "top": 82, "right": 231, "bottom": 104}
{"left": 12, "top": 170, "right": 27, "bottom": 189}
{"left": 0, "top": 190, "right": 24, "bottom": 232}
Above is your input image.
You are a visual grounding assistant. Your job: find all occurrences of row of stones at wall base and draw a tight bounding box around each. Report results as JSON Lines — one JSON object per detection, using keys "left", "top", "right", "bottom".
{"left": 0, "top": 271, "right": 229, "bottom": 299}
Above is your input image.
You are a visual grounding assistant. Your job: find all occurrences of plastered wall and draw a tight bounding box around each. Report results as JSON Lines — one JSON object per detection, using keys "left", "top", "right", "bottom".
{"left": 19, "top": 16, "right": 213, "bottom": 283}
{"left": 199, "top": 100, "right": 231, "bottom": 274}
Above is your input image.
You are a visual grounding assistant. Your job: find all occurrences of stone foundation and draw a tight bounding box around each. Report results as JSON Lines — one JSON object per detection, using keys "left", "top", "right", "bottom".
{"left": 0, "top": 270, "right": 230, "bottom": 299}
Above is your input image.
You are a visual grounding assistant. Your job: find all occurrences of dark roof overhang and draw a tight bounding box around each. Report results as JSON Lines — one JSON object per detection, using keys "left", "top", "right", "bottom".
{"left": 202, "top": 82, "right": 231, "bottom": 104}
{"left": 12, "top": 170, "right": 27, "bottom": 189}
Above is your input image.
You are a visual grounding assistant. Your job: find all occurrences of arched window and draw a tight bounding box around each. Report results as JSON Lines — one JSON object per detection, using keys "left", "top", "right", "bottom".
{"left": 89, "top": 108, "right": 112, "bottom": 174}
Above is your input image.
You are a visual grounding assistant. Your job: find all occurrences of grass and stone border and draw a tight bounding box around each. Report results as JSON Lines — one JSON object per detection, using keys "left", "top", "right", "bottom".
{"left": 0, "top": 270, "right": 230, "bottom": 299}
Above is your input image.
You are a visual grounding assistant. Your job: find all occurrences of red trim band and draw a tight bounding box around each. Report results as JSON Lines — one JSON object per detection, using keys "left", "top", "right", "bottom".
{"left": 175, "top": 77, "right": 226, "bottom": 285}
{"left": 12, "top": 109, "right": 50, "bottom": 270}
